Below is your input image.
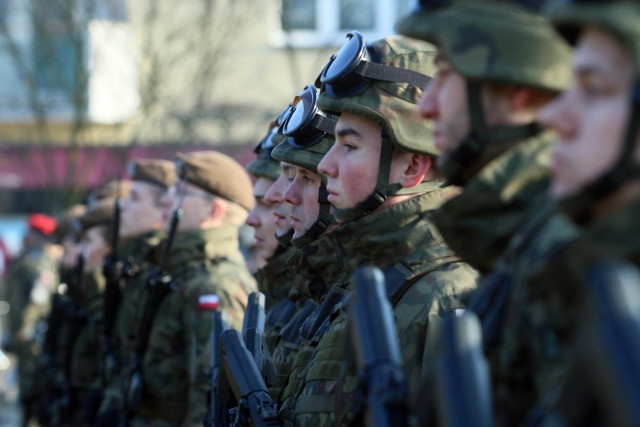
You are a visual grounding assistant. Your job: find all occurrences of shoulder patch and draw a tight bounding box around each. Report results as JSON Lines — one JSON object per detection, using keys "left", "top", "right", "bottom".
{"left": 198, "top": 294, "right": 220, "bottom": 311}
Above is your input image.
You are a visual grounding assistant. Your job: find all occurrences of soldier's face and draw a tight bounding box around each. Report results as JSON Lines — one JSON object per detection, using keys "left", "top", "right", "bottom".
{"left": 120, "top": 181, "right": 164, "bottom": 238}
{"left": 319, "top": 112, "right": 381, "bottom": 214}
{"left": 319, "top": 112, "right": 409, "bottom": 220}
{"left": 62, "top": 236, "right": 82, "bottom": 269}
{"left": 283, "top": 166, "right": 321, "bottom": 240}
{"left": 81, "top": 226, "right": 110, "bottom": 273}
{"left": 419, "top": 52, "right": 470, "bottom": 171}
{"left": 538, "top": 26, "right": 634, "bottom": 199}
{"left": 264, "top": 162, "right": 294, "bottom": 238}
{"left": 160, "top": 181, "right": 214, "bottom": 232}
{"left": 246, "top": 177, "right": 279, "bottom": 263}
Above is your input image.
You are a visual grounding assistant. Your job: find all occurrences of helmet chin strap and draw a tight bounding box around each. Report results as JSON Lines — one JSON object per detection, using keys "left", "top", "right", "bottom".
{"left": 291, "top": 178, "right": 336, "bottom": 249}
{"left": 559, "top": 80, "right": 640, "bottom": 223}
{"left": 332, "top": 133, "right": 435, "bottom": 223}
{"left": 275, "top": 228, "right": 295, "bottom": 252}
{"left": 441, "top": 81, "right": 543, "bottom": 186}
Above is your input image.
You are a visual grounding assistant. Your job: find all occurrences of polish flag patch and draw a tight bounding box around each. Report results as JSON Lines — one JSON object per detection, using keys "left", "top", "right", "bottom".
{"left": 198, "top": 294, "right": 220, "bottom": 310}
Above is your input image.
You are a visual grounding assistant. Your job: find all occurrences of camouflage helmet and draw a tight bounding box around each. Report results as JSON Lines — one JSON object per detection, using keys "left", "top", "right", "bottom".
{"left": 246, "top": 121, "right": 283, "bottom": 181}
{"left": 271, "top": 137, "right": 333, "bottom": 173}
{"left": 546, "top": 0, "right": 640, "bottom": 70}
{"left": 396, "top": 0, "right": 571, "bottom": 93}
{"left": 317, "top": 34, "right": 437, "bottom": 156}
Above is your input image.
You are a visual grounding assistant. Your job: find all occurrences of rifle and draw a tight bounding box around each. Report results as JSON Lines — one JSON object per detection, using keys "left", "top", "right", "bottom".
{"left": 216, "top": 329, "right": 281, "bottom": 427}
{"left": 348, "top": 265, "right": 408, "bottom": 427}
{"left": 242, "top": 292, "right": 266, "bottom": 367}
{"left": 242, "top": 292, "right": 278, "bottom": 395}
{"left": 434, "top": 310, "right": 493, "bottom": 427}
{"left": 101, "top": 195, "right": 123, "bottom": 385}
{"left": 538, "top": 261, "right": 640, "bottom": 427}
{"left": 467, "top": 269, "right": 513, "bottom": 349}
{"left": 205, "top": 311, "right": 230, "bottom": 427}
{"left": 243, "top": 292, "right": 266, "bottom": 341}
{"left": 121, "top": 205, "right": 182, "bottom": 426}
{"left": 36, "top": 281, "right": 69, "bottom": 425}
{"left": 48, "top": 253, "right": 89, "bottom": 427}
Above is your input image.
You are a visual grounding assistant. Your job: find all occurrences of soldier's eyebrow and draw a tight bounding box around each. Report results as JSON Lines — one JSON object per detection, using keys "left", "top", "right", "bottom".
{"left": 336, "top": 127, "right": 362, "bottom": 140}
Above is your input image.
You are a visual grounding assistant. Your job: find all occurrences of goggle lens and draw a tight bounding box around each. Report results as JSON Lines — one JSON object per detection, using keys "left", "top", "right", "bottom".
{"left": 321, "top": 32, "right": 365, "bottom": 83}
{"left": 283, "top": 85, "right": 316, "bottom": 135}
{"left": 319, "top": 30, "right": 431, "bottom": 98}
{"left": 281, "top": 85, "right": 336, "bottom": 148}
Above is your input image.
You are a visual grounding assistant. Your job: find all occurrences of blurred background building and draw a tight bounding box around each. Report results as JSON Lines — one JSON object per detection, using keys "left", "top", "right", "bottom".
{"left": 0, "top": 1, "right": 417, "bottom": 422}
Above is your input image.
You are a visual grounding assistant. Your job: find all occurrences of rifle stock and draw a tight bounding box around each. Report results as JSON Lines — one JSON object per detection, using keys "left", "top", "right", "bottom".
{"left": 217, "top": 329, "right": 281, "bottom": 427}
{"left": 102, "top": 196, "right": 123, "bottom": 384}
{"left": 350, "top": 265, "right": 408, "bottom": 427}
{"left": 205, "top": 311, "right": 229, "bottom": 427}
{"left": 435, "top": 311, "right": 493, "bottom": 427}
{"left": 576, "top": 262, "right": 640, "bottom": 427}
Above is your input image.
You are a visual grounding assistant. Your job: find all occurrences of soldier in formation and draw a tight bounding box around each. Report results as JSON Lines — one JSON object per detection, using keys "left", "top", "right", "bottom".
{"left": 9, "top": 1, "right": 640, "bottom": 426}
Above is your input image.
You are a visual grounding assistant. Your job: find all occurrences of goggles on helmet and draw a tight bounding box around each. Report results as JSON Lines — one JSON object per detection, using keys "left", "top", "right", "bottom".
{"left": 253, "top": 103, "right": 294, "bottom": 157}
{"left": 317, "top": 31, "right": 432, "bottom": 98}
{"left": 281, "top": 84, "right": 337, "bottom": 148}
{"left": 253, "top": 125, "right": 279, "bottom": 159}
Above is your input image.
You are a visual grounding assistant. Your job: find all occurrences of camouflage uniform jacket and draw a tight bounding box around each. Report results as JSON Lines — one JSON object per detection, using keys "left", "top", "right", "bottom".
{"left": 135, "top": 227, "right": 256, "bottom": 426}
{"left": 283, "top": 187, "right": 479, "bottom": 427}
{"left": 5, "top": 245, "right": 59, "bottom": 349}
{"left": 274, "top": 231, "right": 349, "bottom": 405}
{"left": 522, "top": 200, "right": 640, "bottom": 426}
{"left": 485, "top": 199, "right": 579, "bottom": 426}
{"left": 69, "top": 267, "right": 105, "bottom": 391}
{"left": 6, "top": 246, "right": 59, "bottom": 402}
{"left": 99, "top": 230, "right": 165, "bottom": 413}
{"left": 432, "top": 133, "right": 556, "bottom": 273}
{"left": 432, "top": 134, "right": 581, "bottom": 426}
{"left": 256, "top": 244, "right": 297, "bottom": 353}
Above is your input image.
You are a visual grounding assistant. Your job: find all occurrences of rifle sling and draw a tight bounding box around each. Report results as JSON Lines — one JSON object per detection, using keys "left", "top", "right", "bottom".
{"left": 133, "top": 277, "right": 177, "bottom": 364}
{"left": 383, "top": 252, "right": 463, "bottom": 305}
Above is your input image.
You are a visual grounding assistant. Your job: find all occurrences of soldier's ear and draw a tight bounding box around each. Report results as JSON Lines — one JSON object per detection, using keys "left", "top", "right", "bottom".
{"left": 511, "top": 87, "right": 538, "bottom": 113}
{"left": 208, "top": 197, "right": 227, "bottom": 221}
{"left": 398, "top": 153, "right": 432, "bottom": 188}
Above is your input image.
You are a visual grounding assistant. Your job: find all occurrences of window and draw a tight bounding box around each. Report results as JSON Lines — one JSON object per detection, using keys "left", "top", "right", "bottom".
{"left": 0, "top": 0, "right": 9, "bottom": 29}
{"left": 272, "top": 0, "right": 417, "bottom": 48}
{"left": 32, "top": 0, "right": 82, "bottom": 93}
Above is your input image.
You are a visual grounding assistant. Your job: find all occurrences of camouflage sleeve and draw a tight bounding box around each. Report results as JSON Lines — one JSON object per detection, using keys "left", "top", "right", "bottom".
{"left": 180, "top": 262, "right": 255, "bottom": 425}
{"left": 213, "top": 264, "right": 254, "bottom": 332}
{"left": 395, "top": 262, "right": 478, "bottom": 402}
{"left": 181, "top": 277, "right": 216, "bottom": 427}
{"left": 69, "top": 321, "right": 102, "bottom": 389}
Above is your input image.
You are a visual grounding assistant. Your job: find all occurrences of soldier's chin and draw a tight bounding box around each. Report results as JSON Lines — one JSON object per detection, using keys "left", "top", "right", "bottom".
{"left": 292, "top": 229, "right": 305, "bottom": 240}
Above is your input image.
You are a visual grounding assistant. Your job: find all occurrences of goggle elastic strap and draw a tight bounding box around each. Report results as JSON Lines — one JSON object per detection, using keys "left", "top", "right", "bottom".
{"left": 443, "top": 81, "right": 543, "bottom": 185}
{"left": 564, "top": 80, "right": 640, "bottom": 222}
{"left": 292, "top": 183, "right": 336, "bottom": 249}
{"left": 354, "top": 60, "right": 431, "bottom": 92}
